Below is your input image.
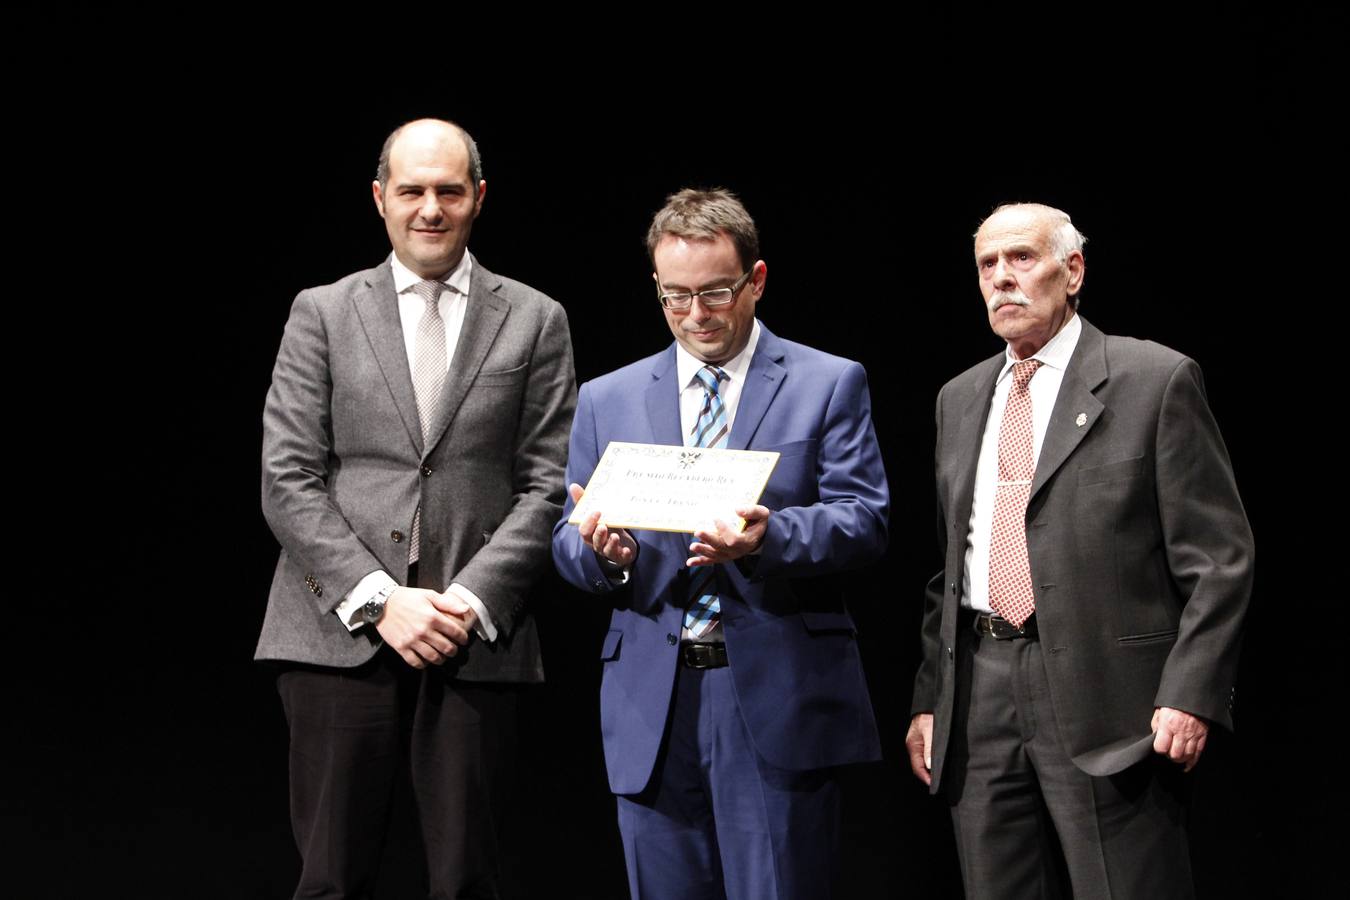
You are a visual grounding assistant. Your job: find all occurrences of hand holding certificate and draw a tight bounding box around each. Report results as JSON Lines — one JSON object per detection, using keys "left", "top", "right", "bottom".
{"left": 568, "top": 482, "right": 639, "bottom": 567}
{"left": 568, "top": 441, "right": 778, "bottom": 566}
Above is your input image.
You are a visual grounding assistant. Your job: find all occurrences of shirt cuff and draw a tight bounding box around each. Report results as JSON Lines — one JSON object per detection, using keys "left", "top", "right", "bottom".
{"left": 448, "top": 582, "right": 497, "bottom": 642}
{"left": 335, "top": 570, "right": 397, "bottom": 632}
{"left": 597, "top": 555, "right": 631, "bottom": 585}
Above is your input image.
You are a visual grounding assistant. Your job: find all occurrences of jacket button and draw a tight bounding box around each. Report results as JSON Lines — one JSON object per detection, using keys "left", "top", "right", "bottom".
{"left": 950, "top": 581, "right": 957, "bottom": 594}
{"left": 421, "top": 466, "right": 433, "bottom": 477}
{"left": 391, "top": 530, "right": 404, "bottom": 543}
{"left": 947, "top": 646, "right": 953, "bottom": 658}
{"left": 667, "top": 634, "right": 677, "bottom": 646}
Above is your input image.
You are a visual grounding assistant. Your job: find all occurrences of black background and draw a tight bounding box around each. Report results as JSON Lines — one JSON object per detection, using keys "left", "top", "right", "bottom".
{"left": 41, "top": 12, "right": 1342, "bottom": 898}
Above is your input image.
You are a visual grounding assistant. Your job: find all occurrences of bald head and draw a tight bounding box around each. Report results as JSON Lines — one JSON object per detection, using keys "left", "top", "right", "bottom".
{"left": 376, "top": 118, "right": 482, "bottom": 193}
{"left": 976, "top": 203, "right": 1086, "bottom": 269}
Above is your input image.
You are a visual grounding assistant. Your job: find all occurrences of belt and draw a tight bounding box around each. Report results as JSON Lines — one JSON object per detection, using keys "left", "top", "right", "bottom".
{"left": 965, "top": 610, "right": 1039, "bottom": 640}
{"left": 679, "top": 642, "right": 729, "bottom": 669}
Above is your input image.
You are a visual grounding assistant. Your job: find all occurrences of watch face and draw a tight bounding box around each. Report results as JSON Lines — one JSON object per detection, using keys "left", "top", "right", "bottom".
{"left": 363, "top": 599, "right": 384, "bottom": 622}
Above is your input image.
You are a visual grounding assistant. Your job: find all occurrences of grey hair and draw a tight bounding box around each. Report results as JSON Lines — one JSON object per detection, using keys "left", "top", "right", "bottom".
{"left": 376, "top": 119, "right": 483, "bottom": 191}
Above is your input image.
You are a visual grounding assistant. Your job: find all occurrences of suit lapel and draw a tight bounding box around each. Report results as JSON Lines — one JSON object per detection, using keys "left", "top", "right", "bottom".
{"left": 645, "top": 346, "right": 684, "bottom": 446}
{"left": 727, "top": 325, "right": 786, "bottom": 451}
{"left": 1030, "top": 317, "right": 1107, "bottom": 502}
{"left": 645, "top": 324, "right": 788, "bottom": 450}
{"left": 353, "top": 261, "right": 423, "bottom": 456}
{"left": 423, "top": 255, "right": 509, "bottom": 458}
{"left": 949, "top": 356, "right": 1002, "bottom": 554}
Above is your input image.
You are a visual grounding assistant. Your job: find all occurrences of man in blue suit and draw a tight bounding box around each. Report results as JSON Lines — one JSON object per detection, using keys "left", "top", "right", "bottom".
{"left": 552, "top": 189, "right": 889, "bottom": 899}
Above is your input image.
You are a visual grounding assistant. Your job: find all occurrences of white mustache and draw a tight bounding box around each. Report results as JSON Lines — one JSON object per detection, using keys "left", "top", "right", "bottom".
{"left": 988, "top": 290, "right": 1031, "bottom": 313}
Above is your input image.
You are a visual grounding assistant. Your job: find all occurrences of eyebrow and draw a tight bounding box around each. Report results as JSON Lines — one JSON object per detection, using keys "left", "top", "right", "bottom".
{"left": 394, "top": 179, "right": 468, "bottom": 192}
{"left": 977, "top": 243, "right": 1039, "bottom": 262}
{"left": 659, "top": 276, "right": 740, "bottom": 292}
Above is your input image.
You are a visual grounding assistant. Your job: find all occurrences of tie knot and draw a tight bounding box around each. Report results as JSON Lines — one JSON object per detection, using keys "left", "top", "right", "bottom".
{"left": 695, "top": 365, "right": 727, "bottom": 395}
{"left": 1011, "top": 358, "right": 1042, "bottom": 390}
{"left": 412, "top": 279, "right": 444, "bottom": 307}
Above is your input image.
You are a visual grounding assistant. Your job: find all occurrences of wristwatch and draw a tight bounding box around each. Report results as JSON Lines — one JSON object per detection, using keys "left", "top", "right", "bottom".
{"left": 362, "top": 583, "right": 396, "bottom": 626}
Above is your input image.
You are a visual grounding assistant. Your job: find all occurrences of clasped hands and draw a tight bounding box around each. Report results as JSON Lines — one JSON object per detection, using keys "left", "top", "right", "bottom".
{"left": 376, "top": 586, "right": 479, "bottom": 669}
{"left": 567, "top": 483, "right": 770, "bottom": 569}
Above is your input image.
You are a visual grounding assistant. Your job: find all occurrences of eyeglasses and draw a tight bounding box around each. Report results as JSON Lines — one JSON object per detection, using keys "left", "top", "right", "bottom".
{"left": 657, "top": 270, "right": 753, "bottom": 311}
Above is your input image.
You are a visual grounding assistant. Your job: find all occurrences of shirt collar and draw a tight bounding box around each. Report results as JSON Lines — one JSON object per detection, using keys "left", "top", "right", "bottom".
{"left": 675, "top": 318, "right": 762, "bottom": 391}
{"left": 389, "top": 251, "right": 473, "bottom": 297}
{"left": 997, "top": 311, "right": 1082, "bottom": 384}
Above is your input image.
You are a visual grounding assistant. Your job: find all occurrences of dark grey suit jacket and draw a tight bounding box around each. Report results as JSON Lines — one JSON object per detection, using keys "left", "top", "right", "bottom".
{"left": 912, "top": 317, "right": 1254, "bottom": 789}
{"left": 255, "top": 255, "right": 576, "bottom": 682}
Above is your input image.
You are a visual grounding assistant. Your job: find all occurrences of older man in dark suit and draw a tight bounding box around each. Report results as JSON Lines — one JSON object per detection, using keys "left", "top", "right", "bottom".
{"left": 256, "top": 118, "right": 575, "bottom": 898}
{"left": 906, "top": 203, "right": 1253, "bottom": 899}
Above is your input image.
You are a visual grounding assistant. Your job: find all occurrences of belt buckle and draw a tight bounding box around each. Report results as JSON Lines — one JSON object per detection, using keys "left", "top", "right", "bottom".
{"left": 681, "top": 643, "right": 725, "bottom": 669}
{"left": 992, "top": 616, "right": 1016, "bottom": 640}
{"left": 682, "top": 644, "right": 708, "bottom": 669}
{"left": 985, "top": 614, "right": 1023, "bottom": 640}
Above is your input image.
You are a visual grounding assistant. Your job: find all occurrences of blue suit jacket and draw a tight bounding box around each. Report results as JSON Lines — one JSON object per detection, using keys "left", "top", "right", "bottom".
{"left": 552, "top": 323, "right": 889, "bottom": 795}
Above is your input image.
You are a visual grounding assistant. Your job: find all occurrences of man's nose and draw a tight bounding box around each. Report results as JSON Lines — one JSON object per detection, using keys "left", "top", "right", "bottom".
{"left": 993, "top": 257, "right": 1015, "bottom": 288}
{"left": 419, "top": 192, "right": 443, "bottom": 222}
{"left": 687, "top": 295, "right": 714, "bottom": 321}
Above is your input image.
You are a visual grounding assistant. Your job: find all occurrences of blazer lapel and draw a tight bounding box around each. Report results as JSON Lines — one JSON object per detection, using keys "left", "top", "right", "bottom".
{"left": 645, "top": 346, "right": 684, "bottom": 446}
{"left": 353, "top": 261, "right": 423, "bottom": 456}
{"left": 1030, "top": 317, "right": 1107, "bottom": 502}
{"left": 423, "top": 255, "right": 509, "bottom": 458}
{"left": 727, "top": 324, "right": 786, "bottom": 451}
{"left": 949, "top": 356, "right": 1002, "bottom": 551}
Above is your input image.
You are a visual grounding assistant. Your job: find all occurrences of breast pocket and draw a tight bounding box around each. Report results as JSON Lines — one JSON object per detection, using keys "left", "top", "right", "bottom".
{"left": 1078, "top": 455, "right": 1145, "bottom": 486}
{"left": 474, "top": 362, "right": 529, "bottom": 388}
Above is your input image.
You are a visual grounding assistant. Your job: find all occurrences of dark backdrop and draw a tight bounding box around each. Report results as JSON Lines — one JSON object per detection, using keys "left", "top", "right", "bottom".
{"left": 50, "top": 15, "right": 1341, "bottom": 898}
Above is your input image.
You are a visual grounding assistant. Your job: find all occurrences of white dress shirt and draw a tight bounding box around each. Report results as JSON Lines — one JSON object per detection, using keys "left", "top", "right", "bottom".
{"left": 675, "top": 319, "right": 761, "bottom": 440}
{"left": 334, "top": 252, "right": 498, "bottom": 641}
{"left": 961, "top": 313, "right": 1082, "bottom": 613}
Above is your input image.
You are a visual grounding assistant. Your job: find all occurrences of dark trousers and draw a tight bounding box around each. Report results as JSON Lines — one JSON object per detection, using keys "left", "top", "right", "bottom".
{"left": 277, "top": 649, "right": 518, "bottom": 900}
{"left": 615, "top": 663, "right": 841, "bottom": 900}
{"left": 945, "top": 622, "right": 1194, "bottom": 900}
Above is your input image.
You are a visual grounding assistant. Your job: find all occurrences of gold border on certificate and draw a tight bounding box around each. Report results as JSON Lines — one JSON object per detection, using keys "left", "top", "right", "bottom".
{"left": 568, "top": 442, "right": 780, "bottom": 533}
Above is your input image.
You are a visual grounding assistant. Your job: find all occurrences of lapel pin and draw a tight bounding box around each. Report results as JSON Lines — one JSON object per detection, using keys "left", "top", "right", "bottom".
{"left": 1075, "top": 413, "right": 1087, "bottom": 427}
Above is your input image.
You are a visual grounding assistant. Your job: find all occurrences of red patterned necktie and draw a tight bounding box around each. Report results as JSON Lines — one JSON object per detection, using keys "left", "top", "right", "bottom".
{"left": 988, "top": 359, "right": 1043, "bottom": 627}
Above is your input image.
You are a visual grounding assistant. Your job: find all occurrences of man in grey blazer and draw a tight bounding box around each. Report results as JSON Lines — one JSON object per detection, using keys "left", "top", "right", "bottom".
{"left": 256, "top": 118, "right": 576, "bottom": 898}
{"left": 905, "top": 203, "right": 1253, "bottom": 899}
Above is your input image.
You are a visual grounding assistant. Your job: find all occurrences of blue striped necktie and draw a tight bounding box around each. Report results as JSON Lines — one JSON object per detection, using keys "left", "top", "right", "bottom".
{"left": 684, "top": 365, "right": 729, "bottom": 638}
